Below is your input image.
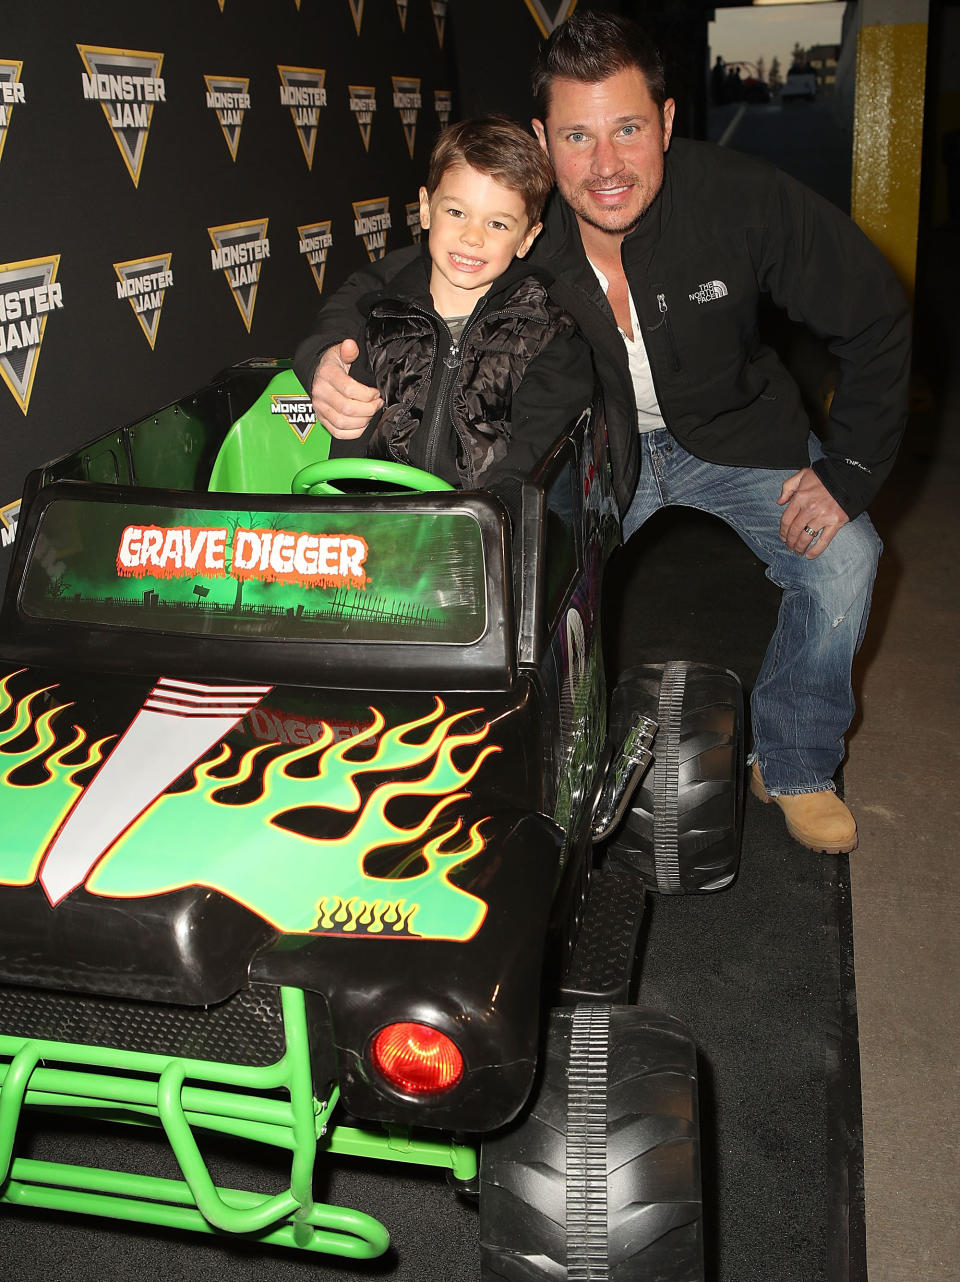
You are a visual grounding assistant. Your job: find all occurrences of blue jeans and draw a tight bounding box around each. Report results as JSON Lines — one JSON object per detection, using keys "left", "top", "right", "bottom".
{"left": 622, "top": 429, "right": 882, "bottom": 795}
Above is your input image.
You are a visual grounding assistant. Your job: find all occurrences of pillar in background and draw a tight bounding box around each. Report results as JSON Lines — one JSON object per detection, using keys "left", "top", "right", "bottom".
{"left": 851, "top": 0, "right": 929, "bottom": 302}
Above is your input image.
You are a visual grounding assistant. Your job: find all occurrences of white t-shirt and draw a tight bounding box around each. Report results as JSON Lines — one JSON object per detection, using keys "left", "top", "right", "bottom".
{"left": 588, "top": 260, "right": 665, "bottom": 433}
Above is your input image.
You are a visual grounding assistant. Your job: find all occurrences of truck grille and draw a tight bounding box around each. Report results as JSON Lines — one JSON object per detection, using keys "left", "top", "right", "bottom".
{"left": 0, "top": 981, "right": 286, "bottom": 1066}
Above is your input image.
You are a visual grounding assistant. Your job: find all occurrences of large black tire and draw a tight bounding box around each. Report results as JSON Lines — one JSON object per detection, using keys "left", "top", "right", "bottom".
{"left": 606, "top": 661, "right": 744, "bottom": 894}
{"left": 479, "top": 1004, "right": 703, "bottom": 1282}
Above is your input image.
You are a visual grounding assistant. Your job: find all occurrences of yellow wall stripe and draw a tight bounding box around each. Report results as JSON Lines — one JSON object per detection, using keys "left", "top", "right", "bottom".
{"left": 851, "top": 22, "right": 928, "bottom": 302}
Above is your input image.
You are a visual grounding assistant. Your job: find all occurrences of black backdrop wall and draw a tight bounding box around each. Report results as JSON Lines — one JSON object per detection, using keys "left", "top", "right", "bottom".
{"left": 1, "top": 1, "right": 667, "bottom": 584}
{"left": 0, "top": 0, "right": 462, "bottom": 578}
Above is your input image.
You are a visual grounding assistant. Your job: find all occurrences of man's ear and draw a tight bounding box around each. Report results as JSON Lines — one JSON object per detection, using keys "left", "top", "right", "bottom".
{"left": 516, "top": 221, "right": 543, "bottom": 259}
{"left": 531, "top": 118, "right": 548, "bottom": 154}
{"left": 418, "top": 185, "right": 431, "bottom": 230}
{"left": 661, "top": 98, "right": 676, "bottom": 151}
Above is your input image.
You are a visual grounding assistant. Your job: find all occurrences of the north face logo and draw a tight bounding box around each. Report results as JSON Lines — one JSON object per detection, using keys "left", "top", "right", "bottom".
{"left": 689, "top": 280, "right": 728, "bottom": 304}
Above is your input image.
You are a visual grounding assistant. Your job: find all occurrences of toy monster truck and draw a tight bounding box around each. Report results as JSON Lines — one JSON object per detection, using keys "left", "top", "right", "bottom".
{"left": 0, "top": 360, "right": 743, "bottom": 1279}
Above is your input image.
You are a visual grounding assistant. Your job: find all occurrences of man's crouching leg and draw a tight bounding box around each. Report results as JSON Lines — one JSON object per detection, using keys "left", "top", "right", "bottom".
{"left": 750, "top": 513, "right": 882, "bottom": 855}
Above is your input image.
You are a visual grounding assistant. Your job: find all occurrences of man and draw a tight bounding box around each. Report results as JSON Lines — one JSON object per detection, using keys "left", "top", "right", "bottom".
{"left": 295, "top": 12, "right": 910, "bottom": 856}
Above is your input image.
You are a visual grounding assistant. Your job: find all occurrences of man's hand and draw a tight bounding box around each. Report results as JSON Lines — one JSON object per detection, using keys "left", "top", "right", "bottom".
{"left": 777, "top": 467, "right": 849, "bottom": 558}
{"left": 310, "top": 339, "right": 382, "bottom": 439}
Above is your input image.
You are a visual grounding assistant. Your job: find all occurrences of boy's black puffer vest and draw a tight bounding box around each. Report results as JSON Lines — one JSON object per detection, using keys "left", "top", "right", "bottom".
{"left": 357, "top": 252, "right": 578, "bottom": 489}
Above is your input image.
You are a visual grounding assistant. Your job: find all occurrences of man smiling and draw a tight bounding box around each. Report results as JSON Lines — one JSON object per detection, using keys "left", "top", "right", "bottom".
{"left": 533, "top": 68, "right": 673, "bottom": 237}
{"left": 296, "top": 12, "right": 911, "bottom": 856}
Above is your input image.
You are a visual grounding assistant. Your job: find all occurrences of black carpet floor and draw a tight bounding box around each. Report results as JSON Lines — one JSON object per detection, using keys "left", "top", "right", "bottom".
{"left": 1, "top": 509, "right": 865, "bottom": 1281}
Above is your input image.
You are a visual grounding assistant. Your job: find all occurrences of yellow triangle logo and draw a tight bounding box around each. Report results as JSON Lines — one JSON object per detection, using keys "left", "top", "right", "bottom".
{"left": 77, "top": 44, "right": 165, "bottom": 187}
{"left": 208, "top": 220, "right": 270, "bottom": 331}
{"left": 0, "top": 254, "right": 62, "bottom": 415}
{"left": 278, "top": 65, "right": 327, "bottom": 169}
{"left": 114, "top": 253, "right": 173, "bottom": 349}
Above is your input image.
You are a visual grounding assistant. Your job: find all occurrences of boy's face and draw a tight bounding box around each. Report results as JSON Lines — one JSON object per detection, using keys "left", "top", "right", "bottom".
{"left": 419, "top": 163, "right": 542, "bottom": 316}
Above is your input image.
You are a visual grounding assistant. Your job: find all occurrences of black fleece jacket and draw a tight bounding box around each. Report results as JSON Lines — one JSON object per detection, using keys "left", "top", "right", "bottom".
{"left": 295, "top": 138, "right": 911, "bottom": 519}
{"left": 535, "top": 138, "right": 911, "bottom": 518}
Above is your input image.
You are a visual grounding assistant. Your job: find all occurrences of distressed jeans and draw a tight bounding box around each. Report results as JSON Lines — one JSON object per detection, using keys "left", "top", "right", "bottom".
{"left": 622, "top": 429, "right": 882, "bottom": 795}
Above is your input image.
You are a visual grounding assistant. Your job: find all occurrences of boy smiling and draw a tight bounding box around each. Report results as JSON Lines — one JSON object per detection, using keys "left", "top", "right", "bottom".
{"left": 419, "top": 155, "right": 542, "bottom": 316}
{"left": 302, "top": 115, "right": 594, "bottom": 490}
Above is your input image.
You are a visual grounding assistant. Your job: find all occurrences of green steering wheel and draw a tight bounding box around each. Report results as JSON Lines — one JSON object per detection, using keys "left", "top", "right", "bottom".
{"left": 292, "top": 458, "right": 455, "bottom": 497}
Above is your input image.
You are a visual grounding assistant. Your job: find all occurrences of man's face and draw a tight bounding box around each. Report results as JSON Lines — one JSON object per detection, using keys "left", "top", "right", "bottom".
{"left": 533, "top": 67, "right": 675, "bottom": 240}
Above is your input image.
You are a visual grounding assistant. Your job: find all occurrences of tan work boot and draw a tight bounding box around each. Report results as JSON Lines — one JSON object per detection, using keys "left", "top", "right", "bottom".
{"left": 750, "top": 762, "right": 858, "bottom": 854}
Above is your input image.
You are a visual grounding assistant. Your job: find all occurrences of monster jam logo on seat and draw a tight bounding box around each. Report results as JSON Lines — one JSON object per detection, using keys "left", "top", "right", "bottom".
{"left": 348, "top": 84, "right": 376, "bottom": 151}
{"left": 208, "top": 219, "right": 270, "bottom": 331}
{"left": 278, "top": 65, "right": 326, "bottom": 168}
{"left": 77, "top": 44, "right": 165, "bottom": 186}
{"left": 204, "top": 74, "right": 250, "bottom": 161}
{"left": 298, "top": 220, "right": 333, "bottom": 294}
{"left": 0, "top": 255, "right": 63, "bottom": 415}
{"left": 392, "top": 76, "right": 421, "bottom": 158}
{"left": 271, "top": 392, "right": 316, "bottom": 441}
{"left": 114, "top": 254, "right": 173, "bottom": 349}
{"left": 0, "top": 60, "right": 25, "bottom": 164}
{"left": 353, "top": 198, "right": 391, "bottom": 262}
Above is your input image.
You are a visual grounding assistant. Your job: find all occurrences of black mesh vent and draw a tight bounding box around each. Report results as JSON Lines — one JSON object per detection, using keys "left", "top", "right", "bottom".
{"left": 0, "top": 981, "right": 286, "bottom": 1067}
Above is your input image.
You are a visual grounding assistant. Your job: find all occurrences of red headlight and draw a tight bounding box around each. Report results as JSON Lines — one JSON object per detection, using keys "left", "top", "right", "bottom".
{"left": 370, "top": 1021, "right": 464, "bottom": 1095}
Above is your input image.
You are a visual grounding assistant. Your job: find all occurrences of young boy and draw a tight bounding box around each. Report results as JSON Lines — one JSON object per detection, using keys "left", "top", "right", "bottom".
{"left": 294, "top": 116, "right": 594, "bottom": 489}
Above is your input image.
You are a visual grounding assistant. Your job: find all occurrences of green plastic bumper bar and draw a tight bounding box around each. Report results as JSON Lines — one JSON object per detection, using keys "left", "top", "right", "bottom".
{"left": 0, "top": 984, "right": 478, "bottom": 1258}
{"left": 0, "top": 987, "right": 386, "bottom": 1256}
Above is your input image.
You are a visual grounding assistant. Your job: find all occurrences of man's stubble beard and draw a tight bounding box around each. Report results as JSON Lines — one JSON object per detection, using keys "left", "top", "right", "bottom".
{"left": 572, "top": 201, "right": 647, "bottom": 237}
{"left": 558, "top": 170, "right": 664, "bottom": 239}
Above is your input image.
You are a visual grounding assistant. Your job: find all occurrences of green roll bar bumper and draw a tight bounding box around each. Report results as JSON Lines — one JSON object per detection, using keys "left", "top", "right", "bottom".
{"left": 0, "top": 986, "right": 478, "bottom": 1258}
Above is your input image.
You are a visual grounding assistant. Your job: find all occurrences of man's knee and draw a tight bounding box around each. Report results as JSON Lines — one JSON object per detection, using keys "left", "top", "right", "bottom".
{"left": 825, "top": 516, "right": 881, "bottom": 581}
{"left": 806, "top": 516, "right": 881, "bottom": 618}
{"left": 772, "top": 514, "right": 880, "bottom": 610}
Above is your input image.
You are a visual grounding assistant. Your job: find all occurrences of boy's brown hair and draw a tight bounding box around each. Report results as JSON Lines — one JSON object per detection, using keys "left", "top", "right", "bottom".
{"left": 427, "top": 115, "right": 555, "bottom": 226}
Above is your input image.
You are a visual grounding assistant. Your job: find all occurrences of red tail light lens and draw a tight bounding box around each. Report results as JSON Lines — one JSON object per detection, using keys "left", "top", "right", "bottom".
{"left": 370, "top": 1022, "right": 464, "bottom": 1095}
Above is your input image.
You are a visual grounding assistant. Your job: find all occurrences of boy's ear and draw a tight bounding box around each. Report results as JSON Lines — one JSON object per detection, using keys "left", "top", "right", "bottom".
{"left": 516, "top": 221, "right": 543, "bottom": 259}
{"left": 418, "top": 186, "right": 431, "bottom": 230}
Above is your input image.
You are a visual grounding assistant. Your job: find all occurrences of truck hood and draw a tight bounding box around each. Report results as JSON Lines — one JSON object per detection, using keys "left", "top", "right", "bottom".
{"left": 0, "top": 662, "right": 548, "bottom": 1004}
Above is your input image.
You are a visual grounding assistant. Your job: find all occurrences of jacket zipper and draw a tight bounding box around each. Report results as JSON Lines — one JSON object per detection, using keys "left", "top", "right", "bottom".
{"left": 424, "top": 326, "right": 462, "bottom": 476}
{"left": 656, "top": 293, "right": 682, "bottom": 372}
{"left": 422, "top": 305, "right": 528, "bottom": 481}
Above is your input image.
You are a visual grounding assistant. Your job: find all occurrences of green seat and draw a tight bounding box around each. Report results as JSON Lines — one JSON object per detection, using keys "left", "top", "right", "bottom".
{"left": 209, "top": 369, "right": 332, "bottom": 494}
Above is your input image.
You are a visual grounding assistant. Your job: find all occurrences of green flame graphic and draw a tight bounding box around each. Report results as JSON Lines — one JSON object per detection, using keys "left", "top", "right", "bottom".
{"left": 0, "top": 674, "right": 497, "bottom": 941}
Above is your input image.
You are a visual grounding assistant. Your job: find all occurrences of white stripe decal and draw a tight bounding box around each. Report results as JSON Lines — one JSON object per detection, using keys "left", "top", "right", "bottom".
{"left": 38, "top": 680, "right": 272, "bottom": 906}
{"left": 144, "top": 698, "right": 264, "bottom": 716}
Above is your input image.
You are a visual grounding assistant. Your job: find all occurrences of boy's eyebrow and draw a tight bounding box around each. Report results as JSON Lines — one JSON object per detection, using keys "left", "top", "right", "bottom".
{"left": 434, "top": 191, "right": 522, "bottom": 222}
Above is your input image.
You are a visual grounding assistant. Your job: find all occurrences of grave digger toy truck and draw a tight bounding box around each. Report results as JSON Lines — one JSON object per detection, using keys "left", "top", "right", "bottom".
{"left": 0, "top": 360, "right": 743, "bottom": 1280}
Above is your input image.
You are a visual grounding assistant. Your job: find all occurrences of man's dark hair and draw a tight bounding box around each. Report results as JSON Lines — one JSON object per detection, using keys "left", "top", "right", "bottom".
{"left": 531, "top": 11, "right": 667, "bottom": 121}
{"left": 427, "top": 115, "right": 554, "bottom": 225}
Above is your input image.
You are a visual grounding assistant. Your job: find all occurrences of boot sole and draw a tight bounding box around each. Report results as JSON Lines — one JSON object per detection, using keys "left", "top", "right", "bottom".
{"left": 750, "top": 771, "right": 859, "bottom": 855}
